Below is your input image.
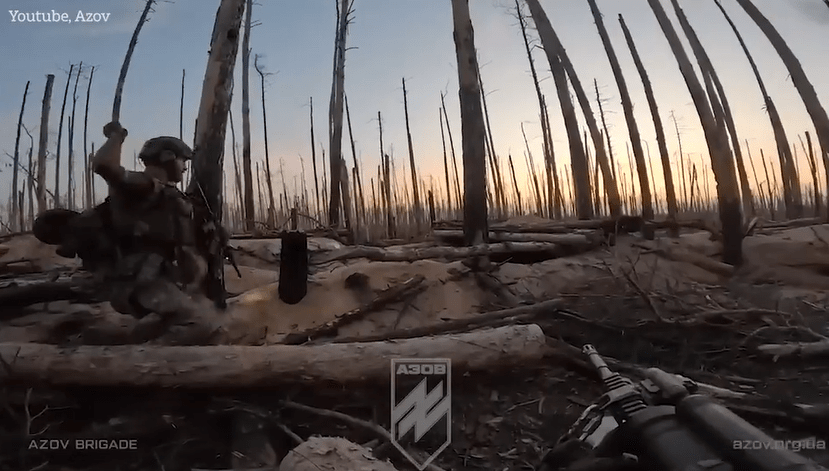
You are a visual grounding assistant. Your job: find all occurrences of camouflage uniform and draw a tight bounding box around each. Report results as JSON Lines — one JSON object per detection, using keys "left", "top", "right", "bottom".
{"left": 35, "top": 135, "right": 220, "bottom": 343}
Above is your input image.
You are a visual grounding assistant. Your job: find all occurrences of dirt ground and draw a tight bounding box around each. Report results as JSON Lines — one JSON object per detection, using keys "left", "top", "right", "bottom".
{"left": 2, "top": 222, "right": 829, "bottom": 470}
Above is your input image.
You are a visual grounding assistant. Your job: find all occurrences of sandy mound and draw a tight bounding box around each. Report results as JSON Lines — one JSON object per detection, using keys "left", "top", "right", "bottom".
{"left": 224, "top": 265, "right": 280, "bottom": 295}
{"left": 0, "top": 234, "right": 78, "bottom": 271}
{"left": 224, "top": 258, "right": 482, "bottom": 344}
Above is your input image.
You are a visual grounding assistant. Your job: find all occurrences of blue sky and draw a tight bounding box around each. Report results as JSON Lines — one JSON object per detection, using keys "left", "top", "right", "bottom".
{"left": 1, "top": 0, "right": 828, "bottom": 216}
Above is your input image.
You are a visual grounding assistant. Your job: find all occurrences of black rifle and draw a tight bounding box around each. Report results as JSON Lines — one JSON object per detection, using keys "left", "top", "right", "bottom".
{"left": 541, "top": 344, "right": 828, "bottom": 471}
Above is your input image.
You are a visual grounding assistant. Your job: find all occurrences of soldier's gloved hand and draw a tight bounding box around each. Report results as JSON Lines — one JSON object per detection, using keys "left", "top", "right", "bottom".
{"left": 103, "top": 121, "right": 128, "bottom": 140}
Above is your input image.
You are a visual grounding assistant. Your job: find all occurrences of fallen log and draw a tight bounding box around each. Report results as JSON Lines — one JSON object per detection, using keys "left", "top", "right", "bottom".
{"left": 312, "top": 241, "right": 567, "bottom": 265}
{"left": 0, "top": 281, "right": 97, "bottom": 312}
{"left": 281, "top": 275, "right": 426, "bottom": 345}
{"left": 0, "top": 324, "right": 548, "bottom": 388}
{"left": 434, "top": 217, "right": 716, "bottom": 236}
{"left": 759, "top": 217, "right": 823, "bottom": 231}
{"left": 756, "top": 340, "right": 829, "bottom": 358}
{"left": 636, "top": 245, "right": 734, "bottom": 277}
{"left": 432, "top": 229, "right": 600, "bottom": 246}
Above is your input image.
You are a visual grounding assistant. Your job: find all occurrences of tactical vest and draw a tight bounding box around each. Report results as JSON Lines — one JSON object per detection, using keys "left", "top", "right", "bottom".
{"left": 108, "top": 180, "right": 197, "bottom": 257}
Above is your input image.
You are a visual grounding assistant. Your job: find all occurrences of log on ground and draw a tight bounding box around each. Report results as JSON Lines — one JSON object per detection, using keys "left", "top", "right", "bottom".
{"left": 0, "top": 281, "right": 98, "bottom": 313}
{"left": 756, "top": 340, "right": 829, "bottom": 358}
{"left": 434, "top": 216, "right": 718, "bottom": 236}
{"left": 312, "top": 241, "right": 569, "bottom": 264}
{"left": 637, "top": 245, "right": 735, "bottom": 277}
{"left": 432, "top": 229, "right": 601, "bottom": 246}
{"left": 0, "top": 324, "right": 548, "bottom": 388}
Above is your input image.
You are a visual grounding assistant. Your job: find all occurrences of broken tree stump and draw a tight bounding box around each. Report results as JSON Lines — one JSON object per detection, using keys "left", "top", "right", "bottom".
{"left": 279, "top": 231, "right": 308, "bottom": 305}
{"left": 0, "top": 324, "right": 547, "bottom": 388}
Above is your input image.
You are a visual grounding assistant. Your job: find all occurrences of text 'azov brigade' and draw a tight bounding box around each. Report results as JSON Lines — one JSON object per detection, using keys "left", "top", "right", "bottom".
{"left": 391, "top": 359, "right": 451, "bottom": 471}
{"left": 28, "top": 439, "right": 138, "bottom": 451}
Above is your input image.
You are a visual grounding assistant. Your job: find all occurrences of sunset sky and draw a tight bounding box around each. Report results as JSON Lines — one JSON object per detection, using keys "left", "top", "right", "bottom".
{"left": 1, "top": 0, "right": 827, "bottom": 219}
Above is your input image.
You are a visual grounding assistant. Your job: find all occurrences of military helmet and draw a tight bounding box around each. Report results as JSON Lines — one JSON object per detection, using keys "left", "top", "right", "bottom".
{"left": 138, "top": 136, "right": 193, "bottom": 165}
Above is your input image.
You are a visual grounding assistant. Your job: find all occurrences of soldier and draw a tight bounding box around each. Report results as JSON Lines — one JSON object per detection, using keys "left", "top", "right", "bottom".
{"left": 35, "top": 121, "right": 224, "bottom": 344}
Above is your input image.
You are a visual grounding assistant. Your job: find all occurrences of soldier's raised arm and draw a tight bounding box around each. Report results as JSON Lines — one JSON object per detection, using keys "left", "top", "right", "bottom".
{"left": 92, "top": 121, "right": 154, "bottom": 196}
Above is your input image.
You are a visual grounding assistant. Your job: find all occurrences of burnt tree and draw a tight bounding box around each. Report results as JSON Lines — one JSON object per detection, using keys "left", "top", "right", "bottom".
{"left": 186, "top": 0, "right": 246, "bottom": 308}
{"left": 648, "top": 0, "right": 743, "bottom": 265}
{"left": 451, "top": 0, "right": 488, "bottom": 244}
{"left": 36, "top": 74, "right": 55, "bottom": 214}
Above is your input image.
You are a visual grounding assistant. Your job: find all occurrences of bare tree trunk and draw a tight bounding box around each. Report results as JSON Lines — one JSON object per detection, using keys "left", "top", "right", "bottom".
{"left": 668, "top": 0, "right": 755, "bottom": 219}
{"left": 477, "top": 66, "right": 507, "bottom": 217}
{"left": 672, "top": 111, "right": 688, "bottom": 211}
{"left": 760, "top": 148, "right": 773, "bottom": 217}
{"left": 179, "top": 69, "right": 185, "bottom": 140}
{"left": 521, "top": 123, "right": 543, "bottom": 215}
{"left": 439, "top": 108, "right": 453, "bottom": 212}
{"left": 68, "top": 62, "right": 82, "bottom": 211}
{"left": 352, "top": 166, "right": 361, "bottom": 229}
{"left": 451, "top": 0, "right": 488, "bottom": 245}
{"left": 586, "top": 0, "right": 651, "bottom": 219}
{"left": 370, "top": 177, "right": 378, "bottom": 225}
{"left": 625, "top": 142, "right": 638, "bottom": 213}
{"left": 309, "top": 98, "right": 321, "bottom": 220}
{"left": 541, "top": 96, "right": 562, "bottom": 219}
{"left": 278, "top": 158, "right": 290, "bottom": 227}
{"left": 112, "top": 0, "right": 155, "bottom": 122}
{"left": 645, "top": 140, "right": 657, "bottom": 213}
{"left": 401, "top": 78, "right": 422, "bottom": 231}
{"left": 524, "top": 0, "right": 592, "bottom": 219}
{"left": 377, "top": 112, "right": 395, "bottom": 237}
{"left": 515, "top": 2, "right": 558, "bottom": 218}
{"left": 516, "top": 1, "right": 618, "bottom": 218}
{"left": 339, "top": 157, "right": 352, "bottom": 231}
{"left": 595, "top": 80, "right": 616, "bottom": 184}
{"left": 800, "top": 134, "right": 820, "bottom": 216}
{"left": 11, "top": 81, "right": 30, "bottom": 231}
{"left": 186, "top": 0, "right": 246, "bottom": 308}
{"left": 805, "top": 131, "right": 825, "bottom": 216}
{"left": 83, "top": 66, "right": 95, "bottom": 208}
{"left": 648, "top": 0, "right": 743, "bottom": 265}
{"left": 240, "top": 0, "right": 255, "bottom": 230}
{"left": 344, "top": 95, "right": 365, "bottom": 226}
{"left": 746, "top": 141, "right": 766, "bottom": 213}
{"left": 229, "top": 101, "right": 244, "bottom": 228}
{"left": 619, "top": 15, "right": 678, "bottom": 232}
{"left": 733, "top": 0, "right": 829, "bottom": 215}
{"left": 714, "top": 0, "right": 806, "bottom": 220}
{"left": 506, "top": 153, "right": 523, "bottom": 215}
{"left": 26, "top": 134, "right": 34, "bottom": 228}
{"left": 440, "top": 93, "right": 463, "bottom": 210}
{"left": 54, "top": 64, "right": 74, "bottom": 208}
{"left": 36, "top": 74, "right": 54, "bottom": 214}
{"left": 327, "top": 0, "right": 353, "bottom": 227}
{"left": 256, "top": 161, "right": 264, "bottom": 223}
{"left": 252, "top": 55, "right": 276, "bottom": 227}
